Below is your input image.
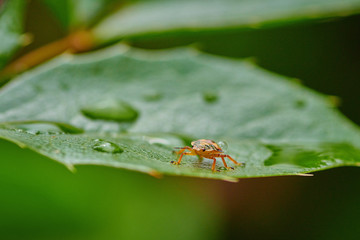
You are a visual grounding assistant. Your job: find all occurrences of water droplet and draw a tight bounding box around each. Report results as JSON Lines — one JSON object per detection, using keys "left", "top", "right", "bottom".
{"left": 203, "top": 92, "right": 218, "bottom": 103}
{"left": 46, "top": 131, "right": 63, "bottom": 135}
{"left": 264, "top": 145, "right": 319, "bottom": 167}
{"left": 60, "top": 83, "right": 69, "bottom": 91}
{"left": 91, "top": 66, "right": 103, "bottom": 75}
{"left": 143, "top": 136, "right": 174, "bottom": 149}
{"left": 56, "top": 124, "right": 83, "bottom": 134}
{"left": 6, "top": 122, "right": 82, "bottom": 134}
{"left": 263, "top": 143, "right": 352, "bottom": 168}
{"left": 218, "top": 141, "right": 228, "bottom": 152}
{"left": 92, "top": 139, "right": 123, "bottom": 154}
{"left": 320, "top": 159, "right": 332, "bottom": 166}
{"left": 143, "top": 91, "right": 163, "bottom": 102}
{"left": 142, "top": 136, "right": 172, "bottom": 146}
{"left": 34, "top": 85, "right": 43, "bottom": 93}
{"left": 294, "top": 100, "right": 306, "bottom": 109}
{"left": 81, "top": 100, "right": 139, "bottom": 123}
{"left": 26, "top": 129, "right": 41, "bottom": 135}
{"left": 327, "top": 95, "right": 341, "bottom": 107}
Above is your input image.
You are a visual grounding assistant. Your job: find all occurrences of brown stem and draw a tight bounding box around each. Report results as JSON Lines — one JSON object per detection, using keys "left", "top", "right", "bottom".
{"left": 0, "top": 30, "right": 95, "bottom": 83}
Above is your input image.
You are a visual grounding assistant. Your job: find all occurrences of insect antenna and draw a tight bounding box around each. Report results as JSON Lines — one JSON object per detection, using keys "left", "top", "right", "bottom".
{"left": 173, "top": 146, "right": 189, "bottom": 154}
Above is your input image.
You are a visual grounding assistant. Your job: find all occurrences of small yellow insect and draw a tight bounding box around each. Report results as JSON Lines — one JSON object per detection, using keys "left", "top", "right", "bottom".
{"left": 171, "top": 139, "right": 244, "bottom": 172}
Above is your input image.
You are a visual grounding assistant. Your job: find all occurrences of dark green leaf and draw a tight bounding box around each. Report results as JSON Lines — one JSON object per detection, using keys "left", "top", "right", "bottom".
{"left": 92, "top": 0, "right": 360, "bottom": 43}
{"left": 0, "top": 0, "right": 26, "bottom": 70}
{"left": 41, "top": 0, "right": 118, "bottom": 30}
{"left": 0, "top": 46, "right": 360, "bottom": 180}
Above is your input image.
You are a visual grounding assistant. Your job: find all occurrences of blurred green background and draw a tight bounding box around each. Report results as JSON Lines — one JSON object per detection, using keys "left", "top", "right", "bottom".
{"left": 1, "top": 1, "right": 360, "bottom": 239}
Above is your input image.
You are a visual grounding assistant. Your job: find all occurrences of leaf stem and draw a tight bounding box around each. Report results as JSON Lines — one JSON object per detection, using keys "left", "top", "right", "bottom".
{"left": 0, "top": 30, "right": 94, "bottom": 85}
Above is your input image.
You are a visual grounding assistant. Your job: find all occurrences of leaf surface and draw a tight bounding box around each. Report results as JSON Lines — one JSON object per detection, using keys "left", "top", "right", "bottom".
{"left": 1, "top": 46, "right": 360, "bottom": 181}
{"left": 92, "top": 0, "right": 360, "bottom": 43}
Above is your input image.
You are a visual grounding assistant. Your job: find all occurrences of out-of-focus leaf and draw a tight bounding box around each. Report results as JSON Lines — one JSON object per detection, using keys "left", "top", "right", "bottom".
{"left": 0, "top": 0, "right": 26, "bottom": 70}
{"left": 0, "top": 46, "right": 360, "bottom": 181}
{"left": 41, "top": 0, "right": 119, "bottom": 30}
{"left": 92, "top": 0, "right": 360, "bottom": 43}
{"left": 0, "top": 139, "right": 221, "bottom": 240}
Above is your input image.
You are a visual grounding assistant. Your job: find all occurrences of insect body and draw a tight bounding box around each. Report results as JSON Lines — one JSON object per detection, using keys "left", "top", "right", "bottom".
{"left": 171, "top": 139, "right": 244, "bottom": 172}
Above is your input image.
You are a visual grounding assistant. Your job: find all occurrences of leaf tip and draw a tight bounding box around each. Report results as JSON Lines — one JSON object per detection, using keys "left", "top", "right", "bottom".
{"left": 221, "top": 177, "right": 239, "bottom": 183}
{"left": 148, "top": 169, "right": 163, "bottom": 179}
{"left": 65, "top": 164, "right": 77, "bottom": 173}
{"left": 296, "top": 173, "right": 314, "bottom": 177}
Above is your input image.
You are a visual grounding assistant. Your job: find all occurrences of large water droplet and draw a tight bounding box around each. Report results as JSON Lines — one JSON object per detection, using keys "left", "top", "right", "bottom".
{"left": 6, "top": 121, "right": 83, "bottom": 134}
{"left": 92, "top": 139, "right": 124, "bottom": 154}
{"left": 294, "top": 99, "right": 306, "bottom": 109}
{"left": 203, "top": 92, "right": 219, "bottom": 103}
{"left": 81, "top": 100, "right": 139, "bottom": 122}
{"left": 263, "top": 144, "right": 348, "bottom": 168}
{"left": 34, "top": 85, "right": 43, "bottom": 93}
{"left": 141, "top": 135, "right": 179, "bottom": 150}
{"left": 15, "top": 128, "right": 25, "bottom": 133}
{"left": 60, "top": 83, "right": 70, "bottom": 91}
{"left": 26, "top": 129, "right": 41, "bottom": 135}
{"left": 218, "top": 141, "right": 228, "bottom": 152}
{"left": 143, "top": 91, "right": 163, "bottom": 102}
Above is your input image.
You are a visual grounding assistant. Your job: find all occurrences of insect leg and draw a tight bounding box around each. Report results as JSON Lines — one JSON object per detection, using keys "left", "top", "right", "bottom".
{"left": 211, "top": 158, "right": 217, "bottom": 172}
{"left": 173, "top": 146, "right": 192, "bottom": 155}
{"left": 183, "top": 152, "right": 197, "bottom": 156}
{"left": 174, "top": 149, "right": 187, "bottom": 165}
{"left": 172, "top": 147, "right": 195, "bottom": 165}
{"left": 176, "top": 151, "right": 197, "bottom": 164}
{"left": 220, "top": 156, "right": 232, "bottom": 169}
{"left": 224, "top": 154, "right": 243, "bottom": 166}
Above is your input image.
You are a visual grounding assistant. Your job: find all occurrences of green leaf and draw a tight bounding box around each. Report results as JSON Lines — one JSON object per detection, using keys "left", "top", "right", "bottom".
{"left": 1, "top": 46, "right": 360, "bottom": 181}
{"left": 0, "top": 0, "right": 26, "bottom": 70}
{"left": 41, "top": 0, "right": 118, "bottom": 30}
{"left": 92, "top": 0, "right": 360, "bottom": 44}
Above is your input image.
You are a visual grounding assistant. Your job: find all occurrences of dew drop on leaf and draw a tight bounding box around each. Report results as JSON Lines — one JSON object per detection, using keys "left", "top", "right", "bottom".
{"left": 92, "top": 139, "right": 124, "bottom": 154}
{"left": 26, "top": 129, "right": 41, "bottom": 135}
{"left": 294, "top": 99, "right": 306, "bottom": 109}
{"left": 143, "top": 91, "right": 163, "bottom": 102}
{"left": 60, "top": 83, "right": 69, "bottom": 91}
{"left": 203, "top": 91, "right": 219, "bottom": 103}
{"left": 81, "top": 100, "right": 139, "bottom": 122}
{"left": 218, "top": 141, "right": 228, "bottom": 152}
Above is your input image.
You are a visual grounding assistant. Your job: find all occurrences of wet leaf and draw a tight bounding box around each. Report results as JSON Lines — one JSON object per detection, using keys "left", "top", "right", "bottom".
{"left": 1, "top": 46, "right": 360, "bottom": 181}
{"left": 92, "top": 0, "right": 360, "bottom": 43}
